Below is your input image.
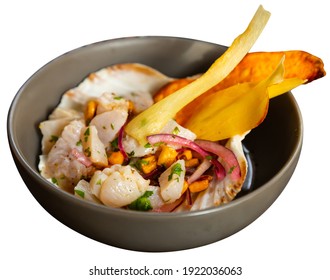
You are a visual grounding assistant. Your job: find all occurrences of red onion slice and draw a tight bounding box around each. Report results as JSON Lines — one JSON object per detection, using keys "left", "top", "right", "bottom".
{"left": 195, "top": 139, "right": 241, "bottom": 181}
{"left": 147, "top": 134, "right": 208, "bottom": 156}
{"left": 147, "top": 134, "right": 225, "bottom": 180}
{"left": 187, "top": 159, "right": 212, "bottom": 184}
{"left": 118, "top": 125, "right": 129, "bottom": 161}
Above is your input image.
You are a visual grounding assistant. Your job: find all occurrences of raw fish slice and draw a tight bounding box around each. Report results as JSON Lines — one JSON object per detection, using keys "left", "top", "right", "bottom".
{"left": 40, "top": 120, "right": 94, "bottom": 192}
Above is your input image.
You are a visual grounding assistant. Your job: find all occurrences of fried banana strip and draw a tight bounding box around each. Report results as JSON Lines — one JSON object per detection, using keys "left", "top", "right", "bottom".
{"left": 184, "top": 57, "right": 286, "bottom": 140}
{"left": 154, "top": 51, "right": 326, "bottom": 125}
{"left": 125, "top": 5, "right": 270, "bottom": 144}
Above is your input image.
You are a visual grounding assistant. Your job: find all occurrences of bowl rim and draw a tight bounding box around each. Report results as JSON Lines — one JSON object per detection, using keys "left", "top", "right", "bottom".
{"left": 7, "top": 35, "right": 304, "bottom": 219}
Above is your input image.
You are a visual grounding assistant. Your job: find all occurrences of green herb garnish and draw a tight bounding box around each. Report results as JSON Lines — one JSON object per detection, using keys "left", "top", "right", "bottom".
{"left": 130, "top": 158, "right": 149, "bottom": 171}
{"left": 49, "top": 135, "right": 59, "bottom": 143}
{"left": 84, "top": 147, "right": 91, "bottom": 157}
{"left": 110, "top": 138, "right": 119, "bottom": 151}
{"left": 75, "top": 189, "right": 85, "bottom": 198}
{"left": 84, "top": 127, "right": 90, "bottom": 142}
{"left": 144, "top": 142, "right": 152, "bottom": 148}
{"left": 128, "top": 191, "right": 153, "bottom": 211}
{"left": 127, "top": 150, "right": 135, "bottom": 158}
{"left": 172, "top": 126, "right": 180, "bottom": 135}
{"left": 51, "top": 177, "right": 58, "bottom": 185}
{"left": 168, "top": 163, "right": 183, "bottom": 181}
{"left": 228, "top": 165, "right": 237, "bottom": 174}
{"left": 140, "top": 118, "right": 148, "bottom": 127}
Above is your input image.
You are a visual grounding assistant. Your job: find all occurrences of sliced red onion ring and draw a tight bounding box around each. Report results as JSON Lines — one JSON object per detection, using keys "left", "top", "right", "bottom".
{"left": 71, "top": 148, "right": 92, "bottom": 167}
{"left": 118, "top": 125, "right": 129, "bottom": 161}
{"left": 210, "top": 158, "right": 226, "bottom": 180}
{"left": 147, "top": 134, "right": 208, "bottom": 156}
{"left": 186, "top": 188, "right": 192, "bottom": 206}
{"left": 195, "top": 139, "right": 241, "bottom": 181}
{"left": 187, "top": 158, "right": 212, "bottom": 184}
{"left": 147, "top": 134, "right": 225, "bottom": 180}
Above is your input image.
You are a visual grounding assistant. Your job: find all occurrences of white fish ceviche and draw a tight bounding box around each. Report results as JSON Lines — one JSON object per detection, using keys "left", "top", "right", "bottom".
{"left": 38, "top": 63, "right": 248, "bottom": 212}
{"left": 38, "top": 6, "right": 326, "bottom": 212}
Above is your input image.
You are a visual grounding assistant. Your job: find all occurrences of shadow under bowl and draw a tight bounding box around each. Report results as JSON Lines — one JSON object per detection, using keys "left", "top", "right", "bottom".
{"left": 7, "top": 36, "right": 303, "bottom": 252}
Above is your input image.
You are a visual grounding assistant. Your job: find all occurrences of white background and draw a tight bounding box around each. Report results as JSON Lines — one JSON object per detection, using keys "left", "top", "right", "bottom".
{"left": 1, "top": 0, "right": 329, "bottom": 279}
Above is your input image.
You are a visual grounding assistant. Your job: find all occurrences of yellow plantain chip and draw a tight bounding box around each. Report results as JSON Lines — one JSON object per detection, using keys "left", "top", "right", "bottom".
{"left": 125, "top": 5, "right": 270, "bottom": 144}
{"left": 184, "top": 58, "right": 286, "bottom": 141}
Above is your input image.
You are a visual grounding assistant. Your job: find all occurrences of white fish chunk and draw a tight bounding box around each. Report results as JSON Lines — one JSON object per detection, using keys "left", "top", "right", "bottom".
{"left": 40, "top": 120, "right": 93, "bottom": 191}
{"left": 122, "top": 134, "right": 157, "bottom": 157}
{"left": 161, "top": 119, "right": 196, "bottom": 141}
{"left": 80, "top": 125, "right": 108, "bottom": 167}
{"left": 96, "top": 92, "right": 130, "bottom": 114}
{"left": 74, "top": 179, "right": 102, "bottom": 204}
{"left": 159, "top": 159, "right": 186, "bottom": 203}
{"left": 89, "top": 110, "right": 128, "bottom": 147}
{"left": 98, "top": 164, "right": 150, "bottom": 207}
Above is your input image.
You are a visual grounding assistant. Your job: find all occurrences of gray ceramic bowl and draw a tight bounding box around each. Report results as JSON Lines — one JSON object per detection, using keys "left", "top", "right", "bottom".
{"left": 7, "top": 36, "right": 303, "bottom": 252}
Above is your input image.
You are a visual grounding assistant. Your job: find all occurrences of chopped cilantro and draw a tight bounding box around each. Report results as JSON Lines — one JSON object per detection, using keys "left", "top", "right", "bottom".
{"left": 130, "top": 158, "right": 148, "bottom": 171}
{"left": 153, "top": 142, "right": 164, "bottom": 147}
{"left": 84, "top": 147, "right": 91, "bottom": 157}
{"left": 228, "top": 165, "right": 237, "bottom": 174}
{"left": 110, "top": 123, "right": 115, "bottom": 130}
{"left": 205, "top": 155, "right": 213, "bottom": 160}
{"left": 75, "top": 189, "right": 85, "bottom": 198}
{"left": 84, "top": 127, "right": 90, "bottom": 142}
{"left": 114, "top": 96, "right": 123, "bottom": 100}
{"left": 144, "top": 142, "right": 152, "bottom": 148}
{"left": 140, "top": 118, "right": 147, "bottom": 127}
{"left": 49, "top": 135, "right": 58, "bottom": 143}
{"left": 136, "top": 159, "right": 149, "bottom": 170}
{"left": 128, "top": 191, "right": 153, "bottom": 211}
{"left": 168, "top": 163, "right": 183, "bottom": 181}
{"left": 172, "top": 126, "right": 180, "bottom": 135}
{"left": 127, "top": 150, "right": 135, "bottom": 157}
{"left": 51, "top": 177, "right": 58, "bottom": 185}
{"left": 76, "top": 140, "right": 82, "bottom": 146}
{"left": 110, "top": 138, "right": 119, "bottom": 151}
{"left": 96, "top": 179, "right": 102, "bottom": 185}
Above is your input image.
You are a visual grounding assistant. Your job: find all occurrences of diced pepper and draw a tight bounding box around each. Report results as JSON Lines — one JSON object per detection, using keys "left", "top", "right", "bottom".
{"left": 181, "top": 180, "right": 189, "bottom": 194}
{"left": 128, "top": 100, "right": 135, "bottom": 114}
{"left": 85, "top": 100, "right": 98, "bottom": 124}
{"left": 108, "top": 151, "right": 125, "bottom": 165}
{"left": 157, "top": 145, "right": 178, "bottom": 168}
{"left": 178, "top": 149, "right": 193, "bottom": 161}
{"left": 189, "top": 179, "right": 210, "bottom": 193}
{"left": 141, "top": 155, "right": 157, "bottom": 174}
{"left": 185, "top": 158, "right": 200, "bottom": 168}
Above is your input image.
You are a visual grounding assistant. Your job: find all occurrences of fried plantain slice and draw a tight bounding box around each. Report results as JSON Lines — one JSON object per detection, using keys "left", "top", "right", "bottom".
{"left": 215, "top": 50, "right": 325, "bottom": 88}
{"left": 154, "top": 50, "right": 326, "bottom": 125}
